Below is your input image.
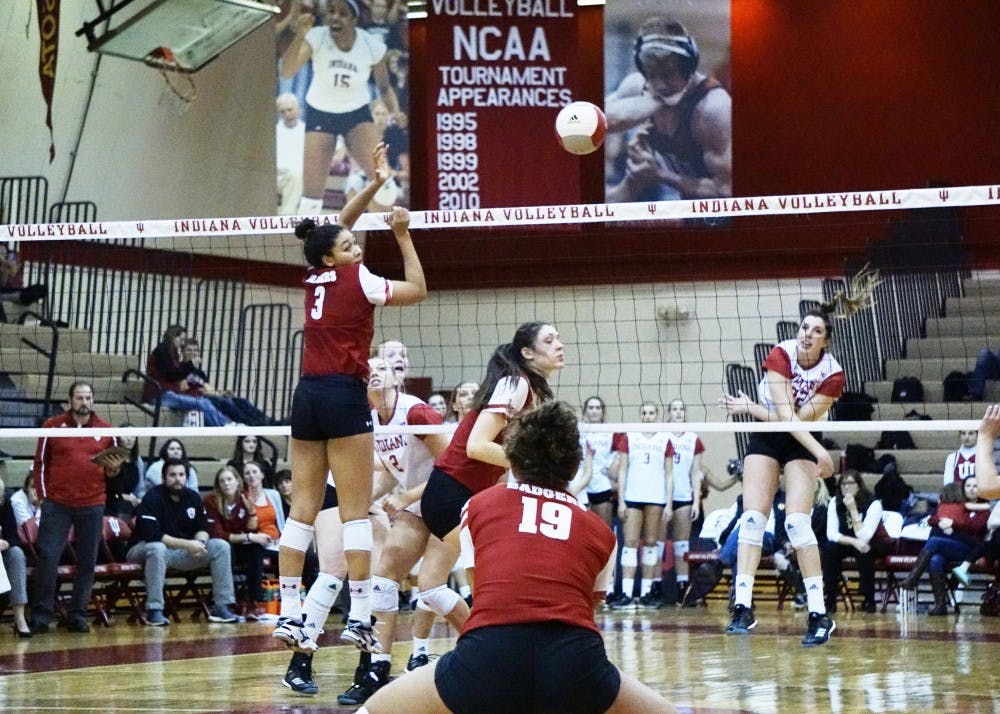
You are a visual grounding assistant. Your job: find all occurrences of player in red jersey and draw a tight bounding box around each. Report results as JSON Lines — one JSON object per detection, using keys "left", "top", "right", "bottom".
{"left": 413, "top": 321, "right": 564, "bottom": 633}
{"left": 273, "top": 142, "right": 426, "bottom": 656}
{"left": 360, "top": 401, "right": 676, "bottom": 714}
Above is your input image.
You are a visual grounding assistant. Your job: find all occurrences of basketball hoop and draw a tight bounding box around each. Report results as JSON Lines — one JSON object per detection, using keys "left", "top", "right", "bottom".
{"left": 144, "top": 47, "right": 198, "bottom": 104}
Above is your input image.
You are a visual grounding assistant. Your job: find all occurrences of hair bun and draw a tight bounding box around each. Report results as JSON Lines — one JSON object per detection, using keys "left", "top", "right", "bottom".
{"left": 294, "top": 218, "right": 317, "bottom": 241}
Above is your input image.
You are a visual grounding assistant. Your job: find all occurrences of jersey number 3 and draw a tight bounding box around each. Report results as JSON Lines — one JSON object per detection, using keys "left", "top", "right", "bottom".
{"left": 310, "top": 286, "right": 326, "bottom": 320}
{"left": 518, "top": 496, "right": 572, "bottom": 541}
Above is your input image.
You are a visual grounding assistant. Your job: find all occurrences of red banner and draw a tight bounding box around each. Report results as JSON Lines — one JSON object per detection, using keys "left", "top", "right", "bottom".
{"left": 36, "top": 0, "right": 59, "bottom": 162}
{"left": 423, "top": 0, "right": 582, "bottom": 210}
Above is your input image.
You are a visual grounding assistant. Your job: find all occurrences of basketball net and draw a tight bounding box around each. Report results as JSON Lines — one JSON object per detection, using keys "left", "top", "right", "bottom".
{"left": 144, "top": 47, "right": 198, "bottom": 104}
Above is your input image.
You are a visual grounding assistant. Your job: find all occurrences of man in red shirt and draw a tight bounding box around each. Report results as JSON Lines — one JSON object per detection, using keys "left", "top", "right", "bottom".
{"left": 30, "top": 381, "right": 126, "bottom": 634}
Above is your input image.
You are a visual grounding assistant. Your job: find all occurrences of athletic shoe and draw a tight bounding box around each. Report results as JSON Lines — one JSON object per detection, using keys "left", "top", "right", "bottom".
{"left": 607, "top": 594, "right": 635, "bottom": 610}
{"left": 65, "top": 616, "right": 91, "bottom": 633}
{"left": 639, "top": 593, "right": 663, "bottom": 610}
{"left": 145, "top": 609, "right": 170, "bottom": 627}
{"left": 273, "top": 616, "right": 319, "bottom": 652}
{"left": 281, "top": 652, "right": 319, "bottom": 696}
{"left": 208, "top": 604, "right": 240, "bottom": 623}
{"left": 340, "top": 617, "right": 383, "bottom": 654}
{"left": 792, "top": 593, "right": 807, "bottom": 610}
{"left": 405, "top": 653, "right": 439, "bottom": 672}
{"left": 801, "top": 612, "right": 836, "bottom": 647}
{"left": 337, "top": 660, "right": 391, "bottom": 705}
{"left": 725, "top": 604, "right": 757, "bottom": 635}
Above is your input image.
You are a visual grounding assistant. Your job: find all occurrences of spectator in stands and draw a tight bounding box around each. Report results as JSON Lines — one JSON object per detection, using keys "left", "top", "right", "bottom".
{"left": 427, "top": 393, "right": 447, "bottom": 420}
{"left": 275, "top": 469, "right": 293, "bottom": 519}
{"left": 900, "top": 478, "right": 990, "bottom": 615}
{"left": 30, "top": 381, "right": 126, "bottom": 634}
{"left": 182, "top": 339, "right": 275, "bottom": 426}
{"left": 967, "top": 348, "right": 1000, "bottom": 401}
{"left": 243, "top": 461, "right": 285, "bottom": 549}
{"left": 276, "top": 92, "right": 306, "bottom": 216}
{"left": 105, "top": 429, "right": 144, "bottom": 519}
{"left": 127, "top": 458, "right": 240, "bottom": 626}
{"left": 228, "top": 435, "right": 274, "bottom": 487}
{"left": 821, "top": 470, "right": 892, "bottom": 613}
{"left": 943, "top": 430, "right": 977, "bottom": 485}
{"left": 0, "top": 244, "right": 46, "bottom": 322}
{"left": 0, "top": 477, "right": 32, "bottom": 637}
{"left": 204, "top": 465, "right": 270, "bottom": 614}
{"left": 10, "top": 471, "right": 39, "bottom": 527}
{"left": 144, "top": 325, "right": 229, "bottom": 426}
{"left": 145, "top": 439, "right": 199, "bottom": 495}
{"left": 445, "top": 381, "right": 478, "bottom": 423}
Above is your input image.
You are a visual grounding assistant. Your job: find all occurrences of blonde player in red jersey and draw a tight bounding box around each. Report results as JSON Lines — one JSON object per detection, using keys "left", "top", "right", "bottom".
{"left": 360, "top": 401, "right": 676, "bottom": 714}
{"left": 273, "top": 142, "right": 425, "bottom": 656}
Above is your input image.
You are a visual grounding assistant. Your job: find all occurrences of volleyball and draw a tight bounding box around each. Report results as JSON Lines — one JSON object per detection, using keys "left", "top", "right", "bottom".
{"left": 555, "top": 101, "right": 607, "bottom": 155}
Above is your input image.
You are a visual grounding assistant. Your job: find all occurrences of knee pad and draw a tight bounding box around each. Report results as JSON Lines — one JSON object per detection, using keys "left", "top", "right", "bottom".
{"left": 641, "top": 546, "right": 660, "bottom": 568}
{"left": 418, "top": 584, "right": 461, "bottom": 617}
{"left": 673, "top": 540, "right": 690, "bottom": 559}
{"left": 371, "top": 576, "right": 399, "bottom": 612}
{"left": 655, "top": 540, "right": 665, "bottom": 563}
{"left": 297, "top": 196, "right": 324, "bottom": 214}
{"left": 784, "top": 512, "right": 817, "bottom": 550}
{"left": 737, "top": 510, "right": 767, "bottom": 548}
{"left": 279, "top": 519, "right": 315, "bottom": 553}
{"left": 342, "top": 519, "right": 373, "bottom": 553}
{"left": 620, "top": 546, "right": 638, "bottom": 569}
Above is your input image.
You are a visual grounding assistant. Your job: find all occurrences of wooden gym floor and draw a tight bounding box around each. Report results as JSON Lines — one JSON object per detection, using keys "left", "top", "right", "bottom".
{"left": 2, "top": 604, "right": 999, "bottom": 713}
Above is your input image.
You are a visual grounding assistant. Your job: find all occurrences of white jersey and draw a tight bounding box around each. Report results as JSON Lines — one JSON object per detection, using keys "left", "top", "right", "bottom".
{"left": 942, "top": 445, "right": 976, "bottom": 485}
{"left": 757, "top": 339, "right": 846, "bottom": 412}
{"left": 668, "top": 431, "right": 704, "bottom": 503}
{"left": 372, "top": 393, "right": 442, "bottom": 516}
{"left": 305, "top": 26, "right": 386, "bottom": 113}
{"left": 581, "top": 430, "right": 616, "bottom": 495}
{"left": 618, "top": 432, "right": 672, "bottom": 505}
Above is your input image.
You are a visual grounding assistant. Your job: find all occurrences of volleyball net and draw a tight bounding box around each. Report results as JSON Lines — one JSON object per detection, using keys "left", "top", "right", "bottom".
{"left": 1, "top": 183, "right": 998, "bottom": 494}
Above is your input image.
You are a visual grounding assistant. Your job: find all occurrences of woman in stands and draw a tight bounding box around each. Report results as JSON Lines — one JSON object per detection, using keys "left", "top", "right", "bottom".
{"left": 820, "top": 470, "right": 892, "bottom": 613}
{"left": 414, "top": 322, "right": 565, "bottom": 638}
{"left": 361, "top": 401, "right": 676, "bottom": 714}
{"left": 143, "top": 438, "right": 198, "bottom": 495}
{"left": 664, "top": 398, "right": 706, "bottom": 602}
{"left": 243, "top": 462, "right": 284, "bottom": 548}
{"left": 145, "top": 325, "right": 229, "bottom": 426}
{"left": 228, "top": 435, "right": 274, "bottom": 487}
{"left": 444, "top": 381, "right": 479, "bottom": 423}
{"left": 718, "top": 275, "right": 876, "bottom": 646}
{"left": 105, "top": 427, "right": 144, "bottom": 519}
{"left": 273, "top": 142, "right": 425, "bottom": 656}
{"left": 0, "top": 477, "right": 32, "bottom": 637}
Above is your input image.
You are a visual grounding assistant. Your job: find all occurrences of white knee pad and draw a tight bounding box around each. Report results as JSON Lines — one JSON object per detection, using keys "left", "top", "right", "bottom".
{"left": 641, "top": 546, "right": 660, "bottom": 568}
{"left": 784, "top": 512, "right": 818, "bottom": 550}
{"left": 279, "top": 519, "right": 315, "bottom": 553}
{"left": 673, "top": 540, "right": 690, "bottom": 559}
{"left": 418, "top": 584, "right": 461, "bottom": 617}
{"left": 656, "top": 540, "right": 665, "bottom": 563}
{"left": 297, "top": 196, "right": 324, "bottom": 214}
{"left": 371, "top": 576, "right": 399, "bottom": 612}
{"left": 342, "top": 519, "right": 373, "bottom": 553}
{"left": 737, "top": 510, "right": 767, "bottom": 547}
{"left": 620, "top": 546, "right": 638, "bottom": 569}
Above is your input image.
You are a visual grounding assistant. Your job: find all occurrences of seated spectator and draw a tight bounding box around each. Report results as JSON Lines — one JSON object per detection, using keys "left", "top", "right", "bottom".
{"left": 204, "top": 466, "right": 270, "bottom": 613}
{"left": 427, "top": 393, "right": 447, "bottom": 420}
{"left": 274, "top": 469, "right": 293, "bottom": 519}
{"left": 228, "top": 435, "right": 274, "bottom": 487}
{"left": 445, "top": 381, "right": 478, "bottom": 423}
{"left": 144, "top": 325, "right": 229, "bottom": 426}
{"left": 144, "top": 439, "right": 199, "bottom": 495}
{"left": 820, "top": 470, "right": 893, "bottom": 613}
{"left": 10, "top": 472, "right": 40, "bottom": 527}
{"left": 106, "top": 429, "right": 145, "bottom": 519}
{"left": 900, "top": 478, "right": 990, "bottom": 615}
{"left": 968, "top": 347, "right": 1000, "bottom": 401}
{"left": 126, "top": 458, "right": 239, "bottom": 626}
{"left": 943, "top": 430, "right": 977, "bottom": 485}
{"left": 182, "top": 339, "right": 275, "bottom": 426}
{"left": 0, "top": 244, "right": 46, "bottom": 322}
{"left": 951, "top": 500, "right": 1000, "bottom": 586}
{"left": 0, "top": 478, "right": 31, "bottom": 637}
{"left": 242, "top": 461, "right": 284, "bottom": 549}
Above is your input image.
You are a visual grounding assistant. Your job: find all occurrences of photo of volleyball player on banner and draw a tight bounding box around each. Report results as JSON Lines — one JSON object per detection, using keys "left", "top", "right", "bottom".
{"left": 274, "top": 0, "right": 410, "bottom": 215}
{"left": 604, "top": 0, "right": 731, "bottom": 206}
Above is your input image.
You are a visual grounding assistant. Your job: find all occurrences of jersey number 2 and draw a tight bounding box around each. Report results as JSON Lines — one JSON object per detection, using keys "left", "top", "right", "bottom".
{"left": 518, "top": 496, "right": 572, "bottom": 541}
{"left": 310, "top": 286, "right": 325, "bottom": 319}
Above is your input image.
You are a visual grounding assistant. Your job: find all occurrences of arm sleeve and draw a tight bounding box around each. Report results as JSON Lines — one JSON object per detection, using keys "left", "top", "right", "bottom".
{"left": 826, "top": 498, "right": 842, "bottom": 543}
{"left": 134, "top": 498, "right": 164, "bottom": 543}
{"left": 358, "top": 264, "right": 392, "bottom": 306}
{"left": 203, "top": 496, "right": 228, "bottom": 539}
{"left": 816, "top": 372, "right": 847, "bottom": 399}
{"left": 458, "top": 499, "right": 474, "bottom": 567}
{"left": 483, "top": 376, "right": 529, "bottom": 416}
{"left": 857, "top": 500, "right": 884, "bottom": 543}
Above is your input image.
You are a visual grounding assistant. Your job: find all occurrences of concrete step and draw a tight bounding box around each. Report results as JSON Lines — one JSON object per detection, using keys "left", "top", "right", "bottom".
{"left": 905, "top": 336, "right": 987, "bottom": 360}
{"left": 925, "top": 316, "right": 1000, "bottom": 339}
{"left": 865, "top": 380, "right": 1000, "bottom": 404}
{"left": 0, "top": 348, "right": 138, "bottom": 377}
{"left": 11, "top": 374, "right": 142, "bottom": 403}
{"left": 0, "top": 323, "right": 92, "bottom": 352}
{"left": 945, "top": 295, "right": 1000, "bottom": 316}
{"left": 829, "top": 448, "right": 951, "bottom": 475}
{"left": 829, "top": 429, "right": 958, "bottom": 450}
{"left": 884, "top": 357, "right": 974, "bottom": 382}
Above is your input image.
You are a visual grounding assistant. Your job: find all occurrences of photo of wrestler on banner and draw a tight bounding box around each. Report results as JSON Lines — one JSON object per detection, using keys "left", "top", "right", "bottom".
{"left": 274, "top": 0, "right": 410, "bottom": 215}
{"left": 604, "top": 0, "right": 731, "bottom": 212}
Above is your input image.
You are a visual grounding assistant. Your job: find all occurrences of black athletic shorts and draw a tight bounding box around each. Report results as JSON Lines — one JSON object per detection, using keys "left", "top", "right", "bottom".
{"left": 290, "top": 375, "right": 372, "bottom": 441}
{"left": 435, "top": 622, "right": 621, "bottom": 714}
{"left": 421, "top": 468, "right": 473, "bottom": 540}
{"left": 624, "top": 500, "right": 665, "bottom": 511}
{"left": 745, "top": 431, "right": 821, "bottom": 466}
{"left": 672, "top": 500, "right": 693, "bottom": 511}
{"left": 587, "top": 489, "right": 613, "bottom": 506}
{"left": 304, "top": 103, "right": 373, "bottom": 137}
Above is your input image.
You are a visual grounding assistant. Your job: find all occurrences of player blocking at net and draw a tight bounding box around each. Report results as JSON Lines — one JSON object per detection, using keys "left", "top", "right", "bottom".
{"left": 718, "top": 270, "right": 876, "bottom": 647}
{"left": 273, "top": 142, "right": 427, "bottom": 655}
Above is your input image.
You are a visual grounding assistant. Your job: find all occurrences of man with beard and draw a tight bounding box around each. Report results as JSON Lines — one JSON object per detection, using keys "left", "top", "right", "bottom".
{"left": 30, "top": 381, "right": 127, "bottom": 633}
{"left": 127, "top": 459, "right": 240, "bottom": 626}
